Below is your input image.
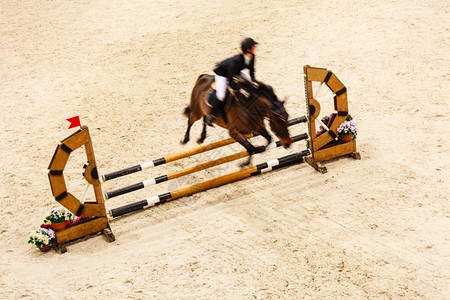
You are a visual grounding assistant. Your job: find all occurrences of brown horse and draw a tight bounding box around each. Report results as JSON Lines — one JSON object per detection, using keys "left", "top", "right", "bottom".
{"left": 182, "top": 74, "right": 293, "bottom": 166}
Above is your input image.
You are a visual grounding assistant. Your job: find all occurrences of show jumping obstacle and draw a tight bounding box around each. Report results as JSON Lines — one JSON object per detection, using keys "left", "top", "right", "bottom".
{"left": 46, "top": 66, "right": 359, "bottom": 252}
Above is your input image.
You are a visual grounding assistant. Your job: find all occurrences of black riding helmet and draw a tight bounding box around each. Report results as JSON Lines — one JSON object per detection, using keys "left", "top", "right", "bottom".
{"left": 241, "top": 37, "right": 258, "bottom": 53}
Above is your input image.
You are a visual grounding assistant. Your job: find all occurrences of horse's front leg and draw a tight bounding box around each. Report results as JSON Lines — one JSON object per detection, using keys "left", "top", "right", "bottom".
{"left": 229, "top": 129, "right": 264, "bottom": 167}
{"left": 257, "top": 127, "right": 272, "bottom": 148}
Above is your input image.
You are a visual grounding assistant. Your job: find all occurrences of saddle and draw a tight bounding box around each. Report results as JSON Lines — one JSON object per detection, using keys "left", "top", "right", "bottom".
{"left": 207, "top": 76, "right": 256, "bottom": 107}
{"left": 206, "top": 77, "right": 259, "bottom": 124}
{"left": 207, "top": 89, "right": 234, "bottom": 108}
{"left": 206, "top": 90, "right": 230, "bottom": 124}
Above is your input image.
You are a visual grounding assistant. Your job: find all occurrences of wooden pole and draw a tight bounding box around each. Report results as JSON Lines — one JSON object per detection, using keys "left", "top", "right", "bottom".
{"left": 108, "top": 150, "right": 310, "bottom": 218}
{"left": 105, "top": 133, "right": 308, "bottom": 199}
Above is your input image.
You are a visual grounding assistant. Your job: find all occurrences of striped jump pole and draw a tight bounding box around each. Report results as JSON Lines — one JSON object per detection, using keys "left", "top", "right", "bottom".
{"left": 101, "top": 116, "right": 307, "bottom": 182}
{"left": 108, "top": 149, "right": 311, "bottom": 218}
{"left": 105, "top": 132, "right": 308, "bottom": 199}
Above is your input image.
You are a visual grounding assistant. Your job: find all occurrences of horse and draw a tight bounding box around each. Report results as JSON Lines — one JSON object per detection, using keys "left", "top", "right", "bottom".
{"left": 181, "top": 74, "right": 293, "bottom": 166}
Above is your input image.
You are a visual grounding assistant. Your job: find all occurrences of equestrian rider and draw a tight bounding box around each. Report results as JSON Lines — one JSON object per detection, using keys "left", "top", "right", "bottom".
{"left": 205, "top": 37, "right": 259, "bottom": 126}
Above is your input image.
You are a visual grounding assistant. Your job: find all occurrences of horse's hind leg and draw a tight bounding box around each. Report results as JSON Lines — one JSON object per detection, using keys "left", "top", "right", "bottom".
{"left": 181, "top": 107, "right": 203, "bottom": 144}
{"left": 181, "top": 119, "right": 193, "bottom": 144}
{"left": 197, "top": 116, "right": 208, "bottom": 143}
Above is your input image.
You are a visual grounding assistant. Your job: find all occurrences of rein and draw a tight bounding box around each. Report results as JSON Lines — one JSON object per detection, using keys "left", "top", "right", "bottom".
{"left": 235, "top": 93, "right": 264, "bottom": 125}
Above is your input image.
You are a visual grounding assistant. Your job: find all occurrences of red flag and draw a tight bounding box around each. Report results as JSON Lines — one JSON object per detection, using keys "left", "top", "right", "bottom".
{"left": 67, "top": 116, "right": 81, "bottom": 129}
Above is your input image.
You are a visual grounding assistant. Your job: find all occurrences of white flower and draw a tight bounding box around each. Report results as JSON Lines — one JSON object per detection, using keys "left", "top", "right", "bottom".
{"left": 337, "top": 120, "right": 358, "bottom": 136}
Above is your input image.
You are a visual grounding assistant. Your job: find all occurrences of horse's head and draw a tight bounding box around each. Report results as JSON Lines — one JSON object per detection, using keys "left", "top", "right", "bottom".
{"left": 257, "top": 83, "right": 293, "bottom": 148}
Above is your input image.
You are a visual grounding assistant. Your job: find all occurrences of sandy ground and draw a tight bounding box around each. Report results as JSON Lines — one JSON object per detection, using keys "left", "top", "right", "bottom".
{"left": 1, "top": 0, "right": 449, "bottom": 299}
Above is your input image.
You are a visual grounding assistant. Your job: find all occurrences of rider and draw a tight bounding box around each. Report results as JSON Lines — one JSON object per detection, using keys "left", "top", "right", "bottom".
{"left": 205, "top": 37, "right": 259, "bottom": 127}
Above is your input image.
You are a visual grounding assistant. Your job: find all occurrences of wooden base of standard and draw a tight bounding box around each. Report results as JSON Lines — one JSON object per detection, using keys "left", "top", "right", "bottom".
{"left": 305, "top": 157, "right": 328, "bottom": 173}
{"left": 55, "top": 217, "right": 115, "bottom": 253}
{"left": 305, "top": 140, "right": 361, "bottom": 173}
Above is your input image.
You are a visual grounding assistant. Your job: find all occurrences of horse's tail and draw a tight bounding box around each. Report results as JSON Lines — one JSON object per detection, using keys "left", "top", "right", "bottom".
{"left": 183, "top": 106, "right": 191, "bottom": 117}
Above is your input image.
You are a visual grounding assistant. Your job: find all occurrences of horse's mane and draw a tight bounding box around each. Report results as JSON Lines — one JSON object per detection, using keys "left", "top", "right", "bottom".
{"left": 254, "top": 82, "right": 288, "bottom": 120}
{"left": 257, "top": 82, "right": 278, "bottom": 102}
{"left": 234, "top": 77, "right": 287, "bottom": 118}
{"left": 235, "top": 78, "right": 277, "bottom": 101}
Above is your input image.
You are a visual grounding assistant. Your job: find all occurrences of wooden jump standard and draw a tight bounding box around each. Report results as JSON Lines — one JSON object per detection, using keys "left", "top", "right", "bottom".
{"left": 102, "top": 116, "right": 307, "bottom": 181}
{"left": 303, "top": 65, "right": 360, "bottom": 173}
{"left": 105, "top": 132, "right": 308, "bottom": 199}
{"left": 48, "top": 126, "right": 115, "bottom": 252}
{"left": 108, "top": 149, "right": 310, "bottom": 218}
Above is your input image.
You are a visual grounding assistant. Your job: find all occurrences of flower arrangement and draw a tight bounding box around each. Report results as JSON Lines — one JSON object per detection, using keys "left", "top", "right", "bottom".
{"left": 337, "top": 118, "right": 358, "bottom": 141}
{"left": 45, "top": 207, "right": 73, "bottom": 224}
{"left": 28, "top": 207, "right": 90, "bottom": 252}
{"left": 28, "top": 227, "right": 55, "bottom": 250}
{"left": 315, "top": 114, "right": 358, "bottom": 141}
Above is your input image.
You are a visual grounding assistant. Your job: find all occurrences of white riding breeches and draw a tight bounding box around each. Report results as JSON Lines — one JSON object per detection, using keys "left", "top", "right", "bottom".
{"left": 214, "top": 71, "right": 252, "bottom": 102}
{"left": 214, "top": 74, "right": 228, "bottom": 101}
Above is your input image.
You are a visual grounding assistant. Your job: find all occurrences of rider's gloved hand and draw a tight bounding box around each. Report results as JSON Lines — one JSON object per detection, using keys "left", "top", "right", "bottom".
{"left": 239, "top": 88, "right": 250, "bottom": 98}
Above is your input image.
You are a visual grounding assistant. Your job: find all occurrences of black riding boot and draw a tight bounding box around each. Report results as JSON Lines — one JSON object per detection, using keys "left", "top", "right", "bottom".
{"left": 205, "top": 96, "right": 221, "bottom": 127}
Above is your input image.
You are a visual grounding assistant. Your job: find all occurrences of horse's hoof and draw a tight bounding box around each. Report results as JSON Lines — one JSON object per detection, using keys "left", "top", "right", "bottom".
{"left": 196, "top": 138, "right": 205, "bottom": 144}
{"left": 240, "top": 161, "right": 250, "bottom": 168}
{"left": 180, "top": 138, "right": 189, "bottom": 144}
{"left": 255, "top": 146, "right": 266, "bottom": 153}
{"left": 240, "top": 157, "right": 253, "bottom": 168}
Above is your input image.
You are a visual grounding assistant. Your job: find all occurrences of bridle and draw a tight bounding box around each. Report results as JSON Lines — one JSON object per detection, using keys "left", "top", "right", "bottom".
{"left": 269, "top": 108, "right": 290, "bottom": 137}
{"left": 235, "top": 83, "right": 290, "bottom": 137}
{"left": 262, "top": 91, "right": 290, "bottom": 137}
